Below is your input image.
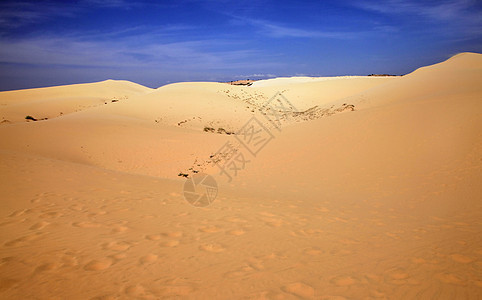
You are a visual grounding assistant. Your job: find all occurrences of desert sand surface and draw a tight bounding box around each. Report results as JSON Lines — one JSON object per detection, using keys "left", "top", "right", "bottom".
{"left": 0, "top": 52, "right": 481, "bottom": 299}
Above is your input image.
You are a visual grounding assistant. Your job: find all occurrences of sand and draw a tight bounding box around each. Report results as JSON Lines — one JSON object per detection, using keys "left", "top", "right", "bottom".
{"left": 0, "top": 52, "right": 481, "bottom": 299}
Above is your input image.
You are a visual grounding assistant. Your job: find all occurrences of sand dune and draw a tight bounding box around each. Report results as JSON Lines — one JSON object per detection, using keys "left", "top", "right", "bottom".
{"left": 0, "top": 80, "right": 153, "bottom": 124}
{"left": 0, "top": 75, "right": 394, "bottom": 178}
{"left": 0, "top": 53, "right": 481, "bottom": 299}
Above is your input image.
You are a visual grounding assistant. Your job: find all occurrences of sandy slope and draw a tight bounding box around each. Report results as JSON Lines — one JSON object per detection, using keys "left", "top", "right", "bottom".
{"left": 0, "top": 76, "right": 394, "bottom": 178}
{"left": 0, "top": 53, "right": 481, "bottom": 299}
{"left": 0, "top": 80, "right": 153, "bottom": 124}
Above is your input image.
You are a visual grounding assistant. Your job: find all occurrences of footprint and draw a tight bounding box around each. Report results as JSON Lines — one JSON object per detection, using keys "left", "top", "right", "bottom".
{"left": 4, "top": 233, "right": 42, "bottom": 247}
{"left": 175, "top": 212, "right": 190, "bottom": 217}
{"left": 224, "top": 268, "right": 251, "bottom": 278}
{"left": 320, "top": 296, "right": 348, "bottom": 300}
{"left": 34, "top": 262, "right": 59, "bottom": 273}
{"left": 316, "top": 207, "right": 330, "bottom": 213}
{"left": 102, "top": 241, "right": 132, "bottom": 251}
{"left": 226, "top": 229, "right": 245, "bottom": 236}
{"left": 199, "top": 243, "right": 225, "bottom": 253}
{"left": 139, "top": 254, "right": 158, "bottom": 264}
{"left": 411, "top": 257, "right": 427, "bottom": 264}
{"left": 331, "top": 276, "right": 356, "bottom": 287}
{"left": 450, "top": 254, "right": 473, "bottom": 263}
{"left": 282, "top": 282, "right": 315, "bottom": 299}
{"left": 8, "top": 209, "right": 32, "bottom": 218}
{"left": 140, "top": 214, "right": 156, "bottom": 219}
{"left": 304, "top": 248, "right": 323, "bottom": 256}
{"left": 90, "top": 211, "right": 107, "bottom": 216}
{"left": 198, "top": 226, "right": 222, "bottom": 233}
{"left": 224, "top": 216, "right": 248, "bottom": 223}
{"left": 146, "top": 234, "right": 161, "bottom": 241}
{"left": 259, "top": 212, "right": 277, "bottom": 217}
{"left": 125, "top": 284, "right": 146, "bottom": 297}
{"left": 73, "top": 221, "right": 102, "bottom": 228}
{"left": 435, "top": 273, "right": 465, "bottom": 285}
{"left": 246, "top": 290, "right": 286, "bottom": 299}
{"left": 84, "top": 258, "right": 113, "bottom": 271}
{"left": 60, "top": 254, "right": 79, "bottom": 267}
{"left": 385, "top": 269, "right": 413, "bottom": 285}
{"left": 389, "top": 271, "right": 409, "bottom": 280}
{"left": 339, "top": 239, "right": 359, "bottom": 245}
{"left": 39, "top": 211, "right": 62, "bottom": 219}
{"left": 160, "top": 240, "right": 180, "bottom": 247}
{"left": 29, "top": 221, "right": 50, "bottom": 230}
{"left": 262, "top": 218, "right": 285, "bottom": 227}
{"left": 290, "top": 229, "right": 322, "bottom": 237}
{"left": 91, "top": 294, "right": 120, "bottom": 300}
{"left": 385, "top": 232, "right": 399, "bottom": 239}
{"left": 109, "top": 253, "right": 127, "bottom": 261}
{"left": 246, "top": 258, "right": 265, "bottom": 271}
{"left": 162, "top": 231, "right": 183, "bottom": 238}
{"left": 155, "top": 285, "right": 194, "bottom": 297}
{"left": 69, "top": 204, "right": 85, "bottom": 211}
{"left": 111, "top": 226, "right": 128, "bottom": 233}
{"left": 333, "top": 217, "right": 348, "bottom": 223}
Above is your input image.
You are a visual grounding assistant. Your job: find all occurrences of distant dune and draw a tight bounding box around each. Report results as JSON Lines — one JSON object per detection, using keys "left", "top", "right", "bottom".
{"left": 0, "top": 53, "right": 481, "bottom": 299}
{"left": 0, "top": 79, "right": 153, "bottom": 124}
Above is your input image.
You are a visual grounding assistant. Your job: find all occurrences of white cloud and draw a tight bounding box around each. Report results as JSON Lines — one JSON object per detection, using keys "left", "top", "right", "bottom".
{"left": 0, "top": 0, "right": 142, "bottom": 30}
{"left": 81, "top": 0, "right": 141, "bottom": 9}
{"left": 229, "top": 15, "right": 408, "bottom": 40}
{"left": 230, "top": 16, "right": 358, "bottom": 39}
{"left": 0, "top": 31, "right": 278, "bottom": 72}
{"left": 356, "top": 0, "right": 476, "bottom": 20}
{"left": 0, "top": 1, "right": 76, "bottom": 28}
{"left": 353, "top": 0, "right": 482, "bottom": 40}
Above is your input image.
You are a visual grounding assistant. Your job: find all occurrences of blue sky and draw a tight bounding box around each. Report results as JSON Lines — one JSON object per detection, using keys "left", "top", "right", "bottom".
{"left": 0, "top": 0, "right": 481, "bottom": 90}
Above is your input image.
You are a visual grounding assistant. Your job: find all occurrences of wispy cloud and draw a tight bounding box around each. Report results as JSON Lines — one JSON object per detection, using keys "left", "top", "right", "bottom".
{"left": 0, "top": 30, "right": 277, "bottom": 72}
{"left": 65, "top": 24, "right": 197, "bottom": 42}
{"left": 0, "top": 0, "right": 142, "bottom": 30}
{"left": 0, "top": 1, "right": 76, "bottom": 29}
{"left": 255, "top": 20, "right": 355, "bottom": 39}
{"left": 356, "top": 0, "right": 477, "bottom": 20}
{"left": 354, "top": 0, "right": 482, "bottom": 38}
{"left": 230, "top": 16, "right": 358, "bottom": 39}
{"left": 81, "top": 0, "right": 141, "bottom": 9}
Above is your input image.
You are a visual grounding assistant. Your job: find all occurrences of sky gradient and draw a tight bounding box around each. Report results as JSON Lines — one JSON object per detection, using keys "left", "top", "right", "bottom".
{"left": 0, "top": 0, "right": 481, "bottom": 91}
